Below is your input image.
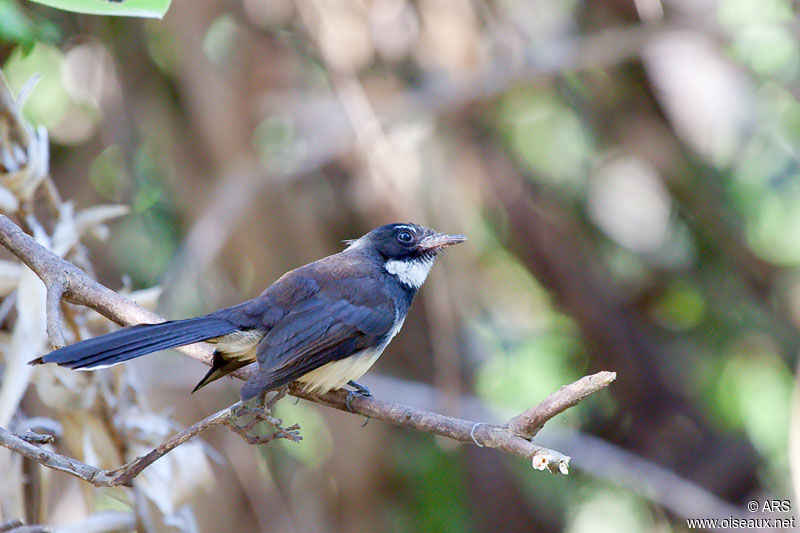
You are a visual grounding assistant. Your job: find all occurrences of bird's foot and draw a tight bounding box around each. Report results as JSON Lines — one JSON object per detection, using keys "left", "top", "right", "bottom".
{"left": 229, "top": 386, "right": 301, "bottom": 444}
{"left": 347, "top": 380, "right": 371, "bottom": 397}
{"left": 231, "top": 388, "right": 287, "bottom": 429}
{"left": 344, "top": 381, "right": 372, "bottom": 426}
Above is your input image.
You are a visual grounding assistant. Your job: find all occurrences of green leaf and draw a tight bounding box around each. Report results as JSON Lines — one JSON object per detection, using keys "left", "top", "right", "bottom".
{"left": 0, "top": 1, "right": 59, "bottom": 46}
{"left": 26, "top": 0, "right": 172, "bottom": 19}
{"left": 0, "top": 0, "right": 36, "bottom": 44}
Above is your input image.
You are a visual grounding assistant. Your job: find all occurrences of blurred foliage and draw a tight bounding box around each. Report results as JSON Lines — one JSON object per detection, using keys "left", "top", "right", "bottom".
{"left": 0, "top": 0, "right": 59, "bottom": 48}
{"left": 3, "top": 43, "right": 69, "bottom": 127}
{"left": 567, "top": 484, "right": 656, "bottom": 533}
{"left": 498, "top": 88, "right": 593, "bottom": 194}
{"left": 1, "top": 0, "right": 800, "bottom": 531}
{"left": 273, "top": 400, "right": 332, "bottom": 468}
{"left": 393, "top": 435, "right": 473, "bottom": 533}
{"left": 715, "top": 346, "right": 792, "bottom": 460}
{"left": 475, "top": 329, "right": 585, "bottom": 414}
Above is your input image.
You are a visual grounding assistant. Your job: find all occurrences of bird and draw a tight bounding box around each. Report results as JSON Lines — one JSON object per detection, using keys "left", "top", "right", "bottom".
{"left": 30, "top": 223, "right": 466, "bottom": 402}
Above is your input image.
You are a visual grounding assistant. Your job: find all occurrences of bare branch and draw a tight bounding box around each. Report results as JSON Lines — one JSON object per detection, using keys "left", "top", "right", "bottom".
{"left": 108, "top": 402, "right": 243, "bottom": 487}
{"left": 0, "top": 214, "right": 614, "bottom": 482}
{"left": 0, "top": 214, "right": 217, "bottom": 366}
{"left": 0, "top": 398, "right": 301, "bottom": 488}
{"left": 44, "top": 279, "right": 65, "bottom": 348}
{"left": 290, "top": 384, "right": 581, "bottom": 474}
{"left": 0, "top": 424, "right": 118, "bottom": 486}
{"left": 508, "top": 371, "right": 617, "bottom": 438}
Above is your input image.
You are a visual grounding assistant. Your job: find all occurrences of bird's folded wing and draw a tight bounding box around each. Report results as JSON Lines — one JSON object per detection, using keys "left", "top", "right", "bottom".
{"left": 240, "top": 289, "right": 394, "bottom": 399}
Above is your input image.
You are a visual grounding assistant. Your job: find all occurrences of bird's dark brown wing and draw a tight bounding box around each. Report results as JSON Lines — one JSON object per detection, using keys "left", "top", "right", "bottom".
{"left": 239, "top": 272, "right": 395, "bottom": 400}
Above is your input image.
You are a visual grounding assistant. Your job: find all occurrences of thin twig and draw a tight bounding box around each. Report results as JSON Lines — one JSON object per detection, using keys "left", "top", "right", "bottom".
{"left": 508, "top": 371, "right": 617, "bottom": 438}
{"left": 0, "top": 399, "right": 299, "bottom": 488}
{"left": 226, "top": 403, "right": 302, "bottom": 446}
{"left": 0, "top": 424, "right": 118, "bottom": 486}
{"left": 108, "top": 403, "right": 240, "bottom": 487}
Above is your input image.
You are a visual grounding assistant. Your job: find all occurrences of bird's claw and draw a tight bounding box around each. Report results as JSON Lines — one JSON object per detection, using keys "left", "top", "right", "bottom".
{"left": 345, "top": 380, "right": 372, "bottom": 413}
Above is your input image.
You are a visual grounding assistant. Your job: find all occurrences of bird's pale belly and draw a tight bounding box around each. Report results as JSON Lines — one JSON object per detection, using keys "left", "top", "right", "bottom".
{"left": 295, "top": 346, "right": 385, "bottom": 393}
{"left": 296, "top": 316, "right": 405, "bottom": 393}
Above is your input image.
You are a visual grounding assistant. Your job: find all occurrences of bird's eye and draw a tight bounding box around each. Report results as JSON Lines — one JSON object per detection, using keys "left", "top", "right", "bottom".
{"left": 397, "top": 231, "right": 413, "bottom": 244}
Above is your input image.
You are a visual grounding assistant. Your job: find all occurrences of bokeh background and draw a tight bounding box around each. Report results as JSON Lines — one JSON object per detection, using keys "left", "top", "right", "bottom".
{"left": 1, "top": 0, "right": 799, "bottom": 531}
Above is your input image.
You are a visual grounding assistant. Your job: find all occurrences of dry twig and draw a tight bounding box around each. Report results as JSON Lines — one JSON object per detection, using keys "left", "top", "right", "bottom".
{"left": 0, "top": 397, "right": 302, "bottom": 488}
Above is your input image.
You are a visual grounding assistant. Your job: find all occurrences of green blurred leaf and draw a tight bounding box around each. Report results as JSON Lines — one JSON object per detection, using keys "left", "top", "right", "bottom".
{"left": 202, "top": 13, "right": 239, "bottom": 65}
{"left": 109, "top": 212, "right": 177, "bottom": 286}
{"left": 714, "top": 344, "right": 792, "bottom": 459}
{"left": 649, "top": 281, "right": 706, "bottom": 331}
{"left": 475, "top": 332, "right": 584, "bottom": 415}
{"left": 394, "top": 436, "right": 473, "bottom": 533}
{"left": 717, "top": 0, "right": 793, "bottom": 27}
{"left": 745, "top": 186, "right": 800, "bottom": 265}
{"left": 28, "top": 0, "right": 172, "bottom": 18}
{"left": 0, "top": 1, "right": 59, "bottom": 47}
{"left": 567, "top": 486, "right": 654, "bottom": 533}
{"left": 730, "top": 25, "right": 799, "bottom": 79}
{"left": 89, "top": 145, "right": 128, "bottom": 200}
{"left": 3, "top": 43, "right": 70, "bottom": 128}
{"left": 497, "top": 88, "right": 592, "bottom": 193}
{"left": 0, "top": 0, "right": 37, "bottom": 44}
{"left": 144, "top": 19, "right": 181, "bottom": 74}
{"left": 273, "top": 401, "right": 332, "bottom": 468}
{"left": 253, "top": 115, "right": 297, "bottom": 168}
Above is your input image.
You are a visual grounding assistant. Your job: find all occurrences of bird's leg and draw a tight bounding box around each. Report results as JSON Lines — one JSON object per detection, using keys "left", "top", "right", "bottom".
{"left": 345, "top": 380, "right": 372, "bottom": 413}
{"left": 347, "top": 380, "right": 371, "bottom": 396}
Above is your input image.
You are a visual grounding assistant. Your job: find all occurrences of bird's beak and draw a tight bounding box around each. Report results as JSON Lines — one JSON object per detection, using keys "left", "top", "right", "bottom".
{"left": 418, "top": 232, "right": 468, "bottom": 253}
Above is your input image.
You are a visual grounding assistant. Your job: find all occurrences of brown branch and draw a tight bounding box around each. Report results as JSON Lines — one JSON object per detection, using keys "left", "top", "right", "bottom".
{"left": 0, "top": 424, "right": 119, "bottom": 486}
{"left": 0, "top": 398, "right": 301, "bottom": 488}
{"left": 44, "top": 279, "right": 65, "bottom": 348}
{"left": 0, "top": 214, "right": 615, "bottom": 482}
{"left": 508, "top": 371, "right": 617, "bottom": 438}
{"left": 290, "top": 373, "right": 614, "bottom": 474}
{"left": 109, "top": 399, "right": 299, "bottom": 486}
{"left": 108, "top": 403, "right": 235, "bottom": 487}
{"left": 0, "top": 213, "right": 216, "bottom": 366}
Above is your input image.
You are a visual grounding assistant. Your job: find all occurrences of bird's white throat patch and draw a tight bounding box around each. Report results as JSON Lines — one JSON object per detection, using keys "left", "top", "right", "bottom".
{"left": 384, "top": 257, "right": 434, "bottom": 289}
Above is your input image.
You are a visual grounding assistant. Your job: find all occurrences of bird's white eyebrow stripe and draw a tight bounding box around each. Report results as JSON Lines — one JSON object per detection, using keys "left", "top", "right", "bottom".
{"left": 394, "top": 225, "right": 415, "bottom": 233}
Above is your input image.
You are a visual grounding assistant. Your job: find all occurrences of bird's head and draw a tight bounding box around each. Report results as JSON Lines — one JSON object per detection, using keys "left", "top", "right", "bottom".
{"left": 347, "top": 223, "right": 467, "bottom": 289}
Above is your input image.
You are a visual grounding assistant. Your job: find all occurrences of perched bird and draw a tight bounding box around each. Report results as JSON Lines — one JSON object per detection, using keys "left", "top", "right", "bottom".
{"left": 31, "top": 223, "right": 466, "bottom": 401}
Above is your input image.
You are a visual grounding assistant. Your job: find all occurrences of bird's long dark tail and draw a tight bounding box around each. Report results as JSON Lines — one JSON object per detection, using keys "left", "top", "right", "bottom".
{"left": 29, "top": 317, "right": 237, "bottom": 370}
